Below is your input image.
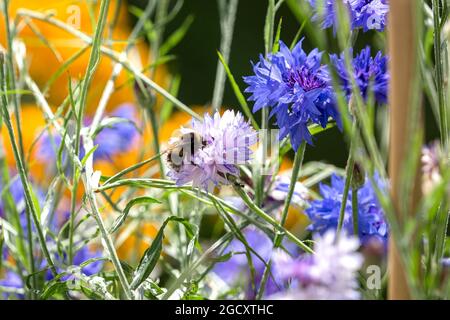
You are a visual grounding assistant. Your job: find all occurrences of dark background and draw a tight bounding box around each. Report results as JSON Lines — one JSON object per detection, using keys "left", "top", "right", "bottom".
{"left": 128, "top": 0, "right": 440, "bottom": 168}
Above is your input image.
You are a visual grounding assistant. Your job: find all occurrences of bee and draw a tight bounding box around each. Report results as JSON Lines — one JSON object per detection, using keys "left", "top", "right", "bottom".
{"left": 165, "top": 131, "right": 205, "bottom": 173}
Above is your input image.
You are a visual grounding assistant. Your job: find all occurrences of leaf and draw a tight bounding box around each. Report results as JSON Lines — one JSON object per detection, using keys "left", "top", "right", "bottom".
{"left": 160, "top": 74, "right": 181, "bottom": 124}
{"left": 0, "top": 89, "right": 32, "bottom": 96}
{"left": 109, "top": 196, "right": 161, "bottom": 234}
{"left": 40, "top": 176, "right": 61, "bottom": 233}
{"left": 264, "top": 0, "right": 275, "bottom": 55}
{"left": 80, "top": 145, "right": 99, "bottom": 167}
{"left": 272, "top": 17, "right": 283, "bottom": 53}
{"left": 217, "top": 51, "right": 259, "bottom": 129}
{"left": 130, "top": 216, "right": 197, "bottom": 290}
{"left": 159, "top": 15, "right": 195, "bottom": 56}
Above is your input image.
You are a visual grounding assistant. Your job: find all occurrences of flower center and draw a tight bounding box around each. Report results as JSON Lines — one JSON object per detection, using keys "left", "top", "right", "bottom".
{"left": 287, "top": 66, "right": 326, "bottom": 91}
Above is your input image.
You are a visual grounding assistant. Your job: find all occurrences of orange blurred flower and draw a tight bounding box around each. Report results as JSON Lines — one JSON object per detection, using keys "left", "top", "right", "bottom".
{"left": 0, "top": 0, "right": 168, "bottom": 114}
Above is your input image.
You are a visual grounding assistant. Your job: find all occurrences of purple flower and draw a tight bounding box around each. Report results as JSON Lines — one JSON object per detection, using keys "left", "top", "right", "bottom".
{"left": 37, "top": 103, "right": 139, "bottom": 166}
{"left": 305, "top": 174, "right": 388, "bottom": 248}
{"left": 308, "top": 0, "right": 389, "bottom": 32}
{"left": 94, "top": 103, "right": 139, "bottom": 161}
{"left": 330, "top": 46, "right": 388, "bottom": 104}
{"left": 421, "top": 141, "right": 443, "bottom": 194}
{"left": 0, "top": 272, "right": 24, "bottom": 299}
{"left": 40, "top": 245, "right": 104, "bottom": 281}
{"left": 244, "top": 40, "right": 339, "bottom": 150}
{"left": 269, "top": 230, "right": 363, "bottom": 300}
{"left": 269, "top": 175, "right": 309, "bottom": 207}
{"left": 166, "top": 110, "right": 257, "bottom": 190}
{"left": 212, "top": 227, "right": 287, "bottom": 298}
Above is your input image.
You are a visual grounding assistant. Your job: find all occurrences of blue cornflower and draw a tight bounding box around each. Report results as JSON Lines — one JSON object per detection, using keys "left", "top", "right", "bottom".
{"left": 0, "top": 175, "right": 45, "bottom": 232}
{"left": 213, "top": 227, "right": 280, "bottom": 298}
{"left": 331, "top": 46, "right": 388, "bottom": 104}
{"left": 0, "top": 272, "right": 24, "bottom": 299}
{"left": 213, "top": 226, "right": 299, "bottom": 298}
{"left": 42, "top": 246, "right": 104, "bottom": 281}
{"left": 37, "top": 103, "right": 139, "bottom": 165}
{"left": 305, "top": 174, "right": 388, "bottom": 247}
{"left": 94, "top": 103, "right": 139, "bottom": 160}
{"left": 308, "top": 0, "right": 389, "bottom": 32}
{"left": 244, "top": 40, "right": 339, "bottom": 150}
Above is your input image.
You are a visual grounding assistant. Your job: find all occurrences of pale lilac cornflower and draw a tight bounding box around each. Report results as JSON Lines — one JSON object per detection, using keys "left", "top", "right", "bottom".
{"left": 269, "top": 175, "right": 309, "bottom": 207}
{"left": 270, "top": 230, "right": 363, "bottom": 300}
{"left": 421, "top": 141, "right": 443, "bottom": 194}
{"left": 166, "top": 110, "right": 257, "bottom": 190}
{"left": 309, "top": 0, "right": 389, "bottom": 32}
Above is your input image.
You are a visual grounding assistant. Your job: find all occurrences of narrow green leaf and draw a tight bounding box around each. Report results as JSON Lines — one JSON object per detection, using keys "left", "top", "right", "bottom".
{"left": 272, "top": 17, "right": 283, "bottom": 53}
{"left": 130, "top": 216, "right": 196, "bottom": 290}
{"left": 81, "top": 145, "right": 99, "bottom": 167}
{"left": 159, "top": 15, "right": 195, "bottom": 56}
{"left": 109, "top": 196, "right": 161, "bottom": 234}
{"left": 217, "top": 51, "right": 259, "bottom": 129}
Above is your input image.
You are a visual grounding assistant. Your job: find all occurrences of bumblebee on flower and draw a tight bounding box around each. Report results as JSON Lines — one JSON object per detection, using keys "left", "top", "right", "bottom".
{"left": 166, "top": 110, "right": 257, "bottom": 191}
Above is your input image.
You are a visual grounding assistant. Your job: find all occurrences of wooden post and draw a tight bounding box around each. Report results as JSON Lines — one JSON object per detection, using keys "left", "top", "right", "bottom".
{"left": 387, "top": 0, "right": 422, "bottom": 300}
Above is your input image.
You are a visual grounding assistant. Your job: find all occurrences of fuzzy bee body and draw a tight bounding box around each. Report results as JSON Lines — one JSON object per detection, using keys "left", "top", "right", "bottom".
{"left": 165, "top": 131, "right": 205, "bottom": 173}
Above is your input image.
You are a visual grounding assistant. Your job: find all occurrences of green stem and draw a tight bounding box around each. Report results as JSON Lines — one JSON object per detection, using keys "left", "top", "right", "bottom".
{"left": 17, "top": 9, "right": 202, "bottom": 121}
{"left": 256, "top": 142, "right": 306, "bottom": 299}
{"left": 233, "top": 185, "right": 313, "bottom": 254}
{"left": 148, "top": 110, "right": 165, "bottom": 178}
{"left": 337, "top": 154, "right": 354, "bottom": 237}
{"left": 351, "top": 188, "right": 359, "bottom": 236}
{"left": 0, "top": 54, "right": 57, "bottom": 276}
{"left": 212, "top": 0, "right": 239, "bottom": 112}
{"left": 69, "top": 0, "right": 110, "bottom": 266}
{"left": 83, "top": 172, "right": 133, "bottom": 300}
{"left": 103, "top": 153, "right": 163, "bottom": 185}
{"left": 2, "top": 0, "right": 36, "bottom": 292}
{"left": 432, "top": 0, "right": 449, "bottom": 150}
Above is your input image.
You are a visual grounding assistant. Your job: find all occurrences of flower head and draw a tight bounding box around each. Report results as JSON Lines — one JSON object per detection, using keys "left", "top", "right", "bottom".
{"left": 270, "top": 230, "right": 363, "bottom": 300}
{"left": 212, "top": 227, "right": 295, "bottom": 298}
{"left": 421, "top": 141, "right": 443, "bottom": 194}
{"left": 331, "top": 46, "right": 388, "bottom": 104}
{"left": 36, "top": 103, "right": 139, "bottom": 165}
{"left": 244, "top": 40, "right": 339, "bottom": 150}
{"left": 0, "top": 272, "right": 24, "bottom": 299}
{"left": 308, "top": 0, "right": 389, "bottom": 32}
{"left": 94, "top": 103, "right": 139, "bottom": 160}
{"left": 269, "top": 175, "right": 309, "bottom": 207}
{"left": 166, "top": 110, "right": 257, "bottom": 190}
{"left": 305, "top": 174, "right": 388, "bottom": 248}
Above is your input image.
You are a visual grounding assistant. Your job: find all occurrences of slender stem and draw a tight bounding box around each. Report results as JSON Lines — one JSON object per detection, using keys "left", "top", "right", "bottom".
{"left": 2, "top": 0, "right": 25, "bottom": 159}
{"left": 82, "top": 171, "right": 133, "bottom": 300}
{"left": 336, "top": 153, "right": 354, "bottom": 237}
{"left": 212, "top": 0, "right": 239, "bottom": 112}
{"left": 103, "top": 153, "right": 163, "bottom": 185}
{"left": 233, "top": 185, "right": 313, "bottom": 254}
{"left": 148, "top": 110, "right": 166, "bottom": 178}
{"left": 432, "top": 0, "right": 449, "bottom": 150}
{"left": 16, "top": 9, "right": 202, "bottom": 121}
{"left": 256, "top": 141, "right": 306, "bottom": 299}
{"left": 351, "top": 188, "right": 359, "bottom": 236}
{"left": 162, "top": 221, "right": 251, "bottom": 300}
{"left": 0, "top": 54, "right": 57, "bottom": 276}
{"left": 277, "top": 142, "right": 306, "bottom": 231}
{"left": 69, "top": 0, "right": 110, "bottom": 265}
{"left": 2, "top": 0, "right": 36, "bottom": 289}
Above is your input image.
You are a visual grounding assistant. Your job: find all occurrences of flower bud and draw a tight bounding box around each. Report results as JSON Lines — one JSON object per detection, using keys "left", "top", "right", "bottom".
{"left": 134, "top": 80, "right": 156, "bottom": 110}
{"left": 351, "top": 162, "right": 365, "bottom": 189}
